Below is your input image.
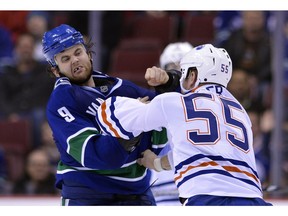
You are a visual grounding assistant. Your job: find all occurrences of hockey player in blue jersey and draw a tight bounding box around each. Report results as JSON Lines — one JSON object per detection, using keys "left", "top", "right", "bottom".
{"left": 42, "top": 24, "right": 178, "bottom": 206}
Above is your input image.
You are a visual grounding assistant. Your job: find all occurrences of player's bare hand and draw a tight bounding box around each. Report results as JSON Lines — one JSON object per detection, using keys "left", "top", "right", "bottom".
{"left": 145, "top": 66, "right": 169, "bottom": 86}
{"left": 137, "top": 149, "right": 157, "bottom": 169}
{"left": 137, "top": 96, "right": 150, "bottom": 104}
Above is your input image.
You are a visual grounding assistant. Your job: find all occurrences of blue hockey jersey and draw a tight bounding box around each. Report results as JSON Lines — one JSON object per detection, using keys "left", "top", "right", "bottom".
{"left": 46, "top": 71, "right": 168, "bottom": 196}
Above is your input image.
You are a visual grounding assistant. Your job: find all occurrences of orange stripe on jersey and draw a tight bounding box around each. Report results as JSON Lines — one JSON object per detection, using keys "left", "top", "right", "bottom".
{"left": 100, "top": 101, "right": 121, "bottom": 138}
{"left": 222, "top": 166, "right": 259, "bottom": 183}
{"left": 174, "top": 160, "right": 259, "bottom": 183}
{"left": 175, "top": 161, "right": 218, "bottom": 181}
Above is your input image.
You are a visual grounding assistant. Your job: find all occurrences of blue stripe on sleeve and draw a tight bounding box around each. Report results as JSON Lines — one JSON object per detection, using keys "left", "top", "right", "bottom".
{"left": 109, "top": 97, "right": 135, "bottom": 139}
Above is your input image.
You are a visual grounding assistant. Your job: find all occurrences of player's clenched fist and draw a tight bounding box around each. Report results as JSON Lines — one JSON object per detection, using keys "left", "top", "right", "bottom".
{"left": 145, "top": 66, "right": 169, "bottom": 87}
{"left": 137, "top": 149, "right": 157, "bottom": 169}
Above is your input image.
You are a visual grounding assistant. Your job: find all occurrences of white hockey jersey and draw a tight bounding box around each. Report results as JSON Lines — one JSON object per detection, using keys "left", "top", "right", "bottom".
{"left": 96, "top": 84, "right": 263, "bottom": 199}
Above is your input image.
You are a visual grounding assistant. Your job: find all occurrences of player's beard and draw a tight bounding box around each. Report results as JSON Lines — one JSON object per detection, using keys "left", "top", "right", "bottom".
{"left": 59, "top": 60, "right": 93, "bottom": 85}
{"left": 59, "top": 70, "right": 92, "bottom": 85}
{"left": 71, "top": 70, "right": 92, "bottom": 85}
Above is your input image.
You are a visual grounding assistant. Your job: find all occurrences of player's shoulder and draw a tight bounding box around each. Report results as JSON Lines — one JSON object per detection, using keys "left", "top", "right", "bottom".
{"left": 54, "top": 77, "right": 71, "bottom": 87}
{"left": 153, "top": 92, "right": 182, "bottom": 104}
{"left": 51, "top": 78, "right": 73, "bottom": 97}
{"left": 156, "top": 91, "right": 181, "bottom": 99}
{"left": 48, "top": 78, "right": 77, "bottom": 107}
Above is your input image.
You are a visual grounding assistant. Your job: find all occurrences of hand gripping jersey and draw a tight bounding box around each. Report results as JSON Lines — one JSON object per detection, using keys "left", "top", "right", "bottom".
{"left": 47, "top": 71, "right": 168, "bottom": 197}
{"left": 96, "top": 84, "right": 264, "bottom": 199}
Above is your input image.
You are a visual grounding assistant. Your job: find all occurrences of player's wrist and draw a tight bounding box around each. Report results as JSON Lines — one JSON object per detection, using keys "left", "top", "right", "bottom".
{"left": 153, "top": 157, "right": 164, "bottom": 172}
{"left": 163, "top": 73, "right": 169, "bottom": 84}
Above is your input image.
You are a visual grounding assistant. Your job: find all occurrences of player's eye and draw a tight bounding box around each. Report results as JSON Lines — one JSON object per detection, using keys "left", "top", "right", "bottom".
{"left": 75, "top": 49, "right": 82, "bottom": 56}
{"left": 61, "top": 56, "right": 69, "bottom": 62}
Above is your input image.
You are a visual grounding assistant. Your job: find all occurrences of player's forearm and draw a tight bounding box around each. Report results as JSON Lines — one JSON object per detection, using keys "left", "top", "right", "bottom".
{"left": 96, "top": 96, "right": 164, "bottom": 139}
{"left": 154, "top": 69, "right": 181, "bottom": 93}
{"left": 138, "top": 150, "right": 171, "bottom": 172}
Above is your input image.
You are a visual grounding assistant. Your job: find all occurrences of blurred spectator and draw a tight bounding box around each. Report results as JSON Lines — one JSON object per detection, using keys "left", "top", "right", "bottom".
{"left": 39, "top": 120, "right": 59, "bottom": 169}
{"left": 213, "top": 11, "right": 242, "bottom": 46}
{"left": 227, "top": 68, "right": 265, "bottom": 112}
{"left": 11, "top": 149, "right": 58, "bottom": 195}
{"left": 0, "top": 33, "right": 55, "bottom": 146}
{"left": 0, "top": 147, "right": 6, "bottom": 179}
{"left": 284, "top": 16, "right": 288, "bottom": 87}
{"left": 247, "top": 108, "right": 271, "bottom": 187}
{"left": 0, "top": 11, "right": 29, "bottom": 43}
{"left": 222, "top": 11, "right": 272, "bottom": 80}
{"left": 0, "top": 25, "right": 14, "bottom": 68}
{"left": 222, "top": 11, "right": 272, "bottom": 109}
{"left": 26, "top": 11, "right": 50, "bottom": 63}
{"left": 0, "top": 147, "right": 9, "bottom": 194}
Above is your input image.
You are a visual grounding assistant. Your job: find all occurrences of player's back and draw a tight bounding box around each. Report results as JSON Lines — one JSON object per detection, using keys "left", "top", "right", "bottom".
{"left": 160, "top": 84, "right": 262, "bottom": 200}
{"left": 96, "top": 83, "right": 263, "bottom": 200}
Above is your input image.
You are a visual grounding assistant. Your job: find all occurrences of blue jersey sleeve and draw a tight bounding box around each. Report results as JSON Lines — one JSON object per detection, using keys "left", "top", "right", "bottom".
{"left": 47, "top": 79, "right": 130, "bottom": 170}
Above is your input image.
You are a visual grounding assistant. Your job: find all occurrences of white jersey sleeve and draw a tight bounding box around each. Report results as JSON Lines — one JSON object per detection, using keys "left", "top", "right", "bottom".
{"left": 96, "top": 93, "right": 173, "bottom": 140}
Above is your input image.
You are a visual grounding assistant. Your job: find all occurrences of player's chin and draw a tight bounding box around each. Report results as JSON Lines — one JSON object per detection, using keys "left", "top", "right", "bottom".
{"left": 71, "top": 73, "right": 91, "bottom": 85}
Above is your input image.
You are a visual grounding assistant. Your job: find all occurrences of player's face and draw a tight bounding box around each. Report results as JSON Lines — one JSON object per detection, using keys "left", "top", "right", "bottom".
{"left": 54, "top": 44, "right": 93, "bottom": 86}
{"left": 181, "top": 70, "right": 197, "bottom": 92}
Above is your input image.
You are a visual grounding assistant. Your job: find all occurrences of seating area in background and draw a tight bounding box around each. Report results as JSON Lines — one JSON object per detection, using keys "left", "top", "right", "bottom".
{"left": 181, "top": 14, "right": 216, "bottom": 46}
{"left": 0, "top": 119, "right": 32, "bottom": 182}
{"left": 107, "top": 12, "right": 216, "bottom": 86}
{"left": 124, "top": 13, "right": 179, "bottom": 49}
{"left": 108, "top": 38, "right": 162, "bottom": 88}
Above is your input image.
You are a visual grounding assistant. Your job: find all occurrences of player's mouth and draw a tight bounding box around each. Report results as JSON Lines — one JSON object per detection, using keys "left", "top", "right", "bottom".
{"left": 73, "top": 66, "right": 83, "bottom": 74}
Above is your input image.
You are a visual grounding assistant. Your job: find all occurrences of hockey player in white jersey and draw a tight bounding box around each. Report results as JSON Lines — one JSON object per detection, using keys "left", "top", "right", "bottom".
{"left": 96, "top": 44, "right": 272, "bottom": 206}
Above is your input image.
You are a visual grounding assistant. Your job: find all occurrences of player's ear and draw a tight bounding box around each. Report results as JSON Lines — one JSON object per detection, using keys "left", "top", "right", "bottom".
{"left": 87, "top": 51, "right": 92, "bottom": 61}
{"left": 51, "top": 67, "right": 61, "bottom": 77}
{"left": 88, "top": 52, "right": 93, "bottom": 66}
{"left": 187, "top": 70, "right": 198, "bottom": 89}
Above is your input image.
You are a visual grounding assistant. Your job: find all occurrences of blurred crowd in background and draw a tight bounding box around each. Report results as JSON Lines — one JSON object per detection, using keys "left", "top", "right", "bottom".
{"left": 0, "top": 10, "right": 287, "bottom": 198}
